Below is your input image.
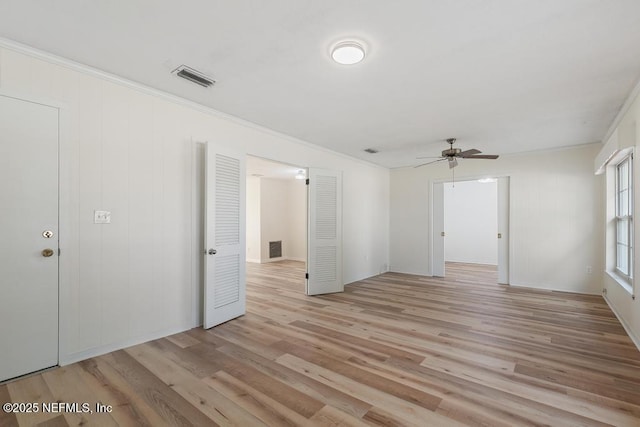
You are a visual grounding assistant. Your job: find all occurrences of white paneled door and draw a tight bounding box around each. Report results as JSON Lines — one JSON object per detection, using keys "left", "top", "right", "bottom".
{"left": 0, "top": 94, "right": 59, "bottom": 382}
{"left": 432, "top": 182, "right": 445, "bottom": 277}
{"left": 306, "top": 168, "right": 343, "bottom": 295}
{"left": 204, "top": 142, "right": 246, "bottom": 328}
{"left": 497, "top": 177, "right": 510, "bottom": 284}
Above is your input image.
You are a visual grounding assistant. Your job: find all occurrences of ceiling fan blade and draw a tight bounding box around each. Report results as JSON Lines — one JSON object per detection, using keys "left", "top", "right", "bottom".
{"left": 448, "top": 158, "right": 458, "bottom": 169}
{"left": 414, "top": 158, "right": 446, "bottom": 168}
{"left": 416, "top": 156, "right": 444, "bottom": 159}
{"left": 465, "top": 154, "right": 499, "bottom": 159}
{"left": 458, "top": 149, "right": 481, "bottom": 158}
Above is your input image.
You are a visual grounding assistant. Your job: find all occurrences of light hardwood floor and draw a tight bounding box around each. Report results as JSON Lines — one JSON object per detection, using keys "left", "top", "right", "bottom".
{"left": 2, "top": 261, "right": 640, "bottom": 426}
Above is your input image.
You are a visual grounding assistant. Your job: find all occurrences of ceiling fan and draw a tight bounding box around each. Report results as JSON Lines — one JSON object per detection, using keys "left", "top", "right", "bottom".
{"left": 415, "top": 138, "right": 499, "bottom": 169}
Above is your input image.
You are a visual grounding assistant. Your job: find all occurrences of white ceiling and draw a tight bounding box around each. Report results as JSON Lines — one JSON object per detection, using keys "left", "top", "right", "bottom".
{"left": 247, "top": 156, "right": 305, "bottom": 180}
{"left": 1, "top": 0, "right": 640, "bottom": 168}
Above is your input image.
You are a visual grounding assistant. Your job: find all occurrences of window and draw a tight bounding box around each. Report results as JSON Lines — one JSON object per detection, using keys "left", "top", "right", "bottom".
{"left": 615, "top": 155, "right": 633, "bottom": 280}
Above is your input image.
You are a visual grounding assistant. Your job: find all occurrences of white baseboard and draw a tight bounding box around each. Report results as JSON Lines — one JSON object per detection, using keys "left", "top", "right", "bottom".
{"left": 445, "top": 260, "right": 498, "bottom": 266}
{"left": 603, "top": 295, "right": 640, "bottom": 352}
{"left": 388, "top": 267, "right": 431, "bottom": 276}
{"left": 508, "top": 281, "right": 600, "bottom": 295}
{"left": 255, "top": 257, "right": 305, "bottom": 264}
{"left": 246, "top": 258, "right": 261, "bottom": 263}
{"left": 59, "top": 323, "right": 194, "bottom": 366}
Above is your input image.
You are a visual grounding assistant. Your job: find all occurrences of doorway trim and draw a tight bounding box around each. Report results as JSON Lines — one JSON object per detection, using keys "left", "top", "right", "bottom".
{"left": 429, "top": 175, "right": 510, "bottom": 284}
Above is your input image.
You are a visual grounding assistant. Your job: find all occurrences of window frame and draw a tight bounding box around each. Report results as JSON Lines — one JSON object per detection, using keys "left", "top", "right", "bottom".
{"left": 615, "top": 154, "right": 633, "bottom": 282}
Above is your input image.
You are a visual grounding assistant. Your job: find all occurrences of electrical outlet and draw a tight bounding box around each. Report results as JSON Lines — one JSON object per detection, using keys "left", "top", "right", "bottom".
{"left": 94, "top": 210, "right": 111, "bottom": 224}
{"left": 586, "top": 266, "right": 592, "bottom": 274}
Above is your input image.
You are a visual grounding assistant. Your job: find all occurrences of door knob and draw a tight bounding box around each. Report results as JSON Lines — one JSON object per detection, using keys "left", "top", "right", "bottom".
{"left": 42, "top": 248, "right": 54, "bottom": 257}
{"left": 208, "top": 249, "right": 217, "bottom": 255}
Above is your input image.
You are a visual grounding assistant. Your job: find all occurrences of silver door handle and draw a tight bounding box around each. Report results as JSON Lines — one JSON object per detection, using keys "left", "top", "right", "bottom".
{"left": 208, "top": 249, "right": 217, "bottom": 255}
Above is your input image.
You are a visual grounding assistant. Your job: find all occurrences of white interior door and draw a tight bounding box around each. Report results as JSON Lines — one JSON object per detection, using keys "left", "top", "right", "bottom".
{"left": 497, "top": 177, "right": 510, "bottom": 284}
{"left": 204, "top": 142, "right": 246, "bottom": 328}
{"left": 0, "top": 94, "right": 59, "bottom": 382}
{"left": 306, "top": 168, "right": 343, "bottom": 295}
{"left": 432, "top": 182, "right": 445, "bottom": 277}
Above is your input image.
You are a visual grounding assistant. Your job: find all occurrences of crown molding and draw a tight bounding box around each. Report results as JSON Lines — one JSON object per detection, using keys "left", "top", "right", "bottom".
{"left": 601, "top": 74, "right": 640, "bottom": 146}
{"left": 0, "top": 37, "right": 386, "bottom": 171}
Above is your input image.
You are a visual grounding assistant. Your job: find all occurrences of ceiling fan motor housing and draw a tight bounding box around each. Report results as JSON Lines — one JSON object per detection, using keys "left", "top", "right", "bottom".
{"left": 414, "top": 137, "right": 498, "bottom": 168}
{"left": 442, "top": 148, "right": 461, "bottom": 157}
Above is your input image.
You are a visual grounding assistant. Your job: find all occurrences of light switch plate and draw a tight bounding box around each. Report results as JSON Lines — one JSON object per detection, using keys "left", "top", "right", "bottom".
{"left": 94, "top": 210, "right": 111, "bottom": 224}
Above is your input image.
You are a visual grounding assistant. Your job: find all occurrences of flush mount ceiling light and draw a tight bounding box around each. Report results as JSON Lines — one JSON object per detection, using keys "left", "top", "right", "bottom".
{"left": 331, "top": 41, "right": 365, "bottom": 65}
{"left": 478, "top": 178, "right": 497, "bottom": 183}
{"left": 295, "top": 170, "right": 306, "bottom": 180}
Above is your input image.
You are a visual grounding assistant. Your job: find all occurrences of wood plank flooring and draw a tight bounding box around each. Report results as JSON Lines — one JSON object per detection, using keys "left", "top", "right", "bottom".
{"left": 2, "top": 261, "right": 640, "bottom": 426}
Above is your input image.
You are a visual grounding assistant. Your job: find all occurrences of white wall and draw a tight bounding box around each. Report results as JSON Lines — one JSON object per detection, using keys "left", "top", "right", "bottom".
{"left": 245, "top": 177, "right": 306, "bottom": 263}
{"left": 260, "top": 178, "right": 290, "bottom": 262}
{"left": 597, "top": 84, "right": 640, "bottom": 350}
{"left": 246, "top": 176, "right": 261, "bottom": 262}
{"left": 444, "top": 180, "right": 497, "bottom": 265}
{"left": 260, "top": 178, "right": 289, "bottom": 262}
{"left": 285, "top": 179, "right": 307, "bottom": 261}
{"left": 390, "top": 143, "right": 603, "bottom": 294}
{"left": 0, "top": 43, "right": 390, "bottom": 365}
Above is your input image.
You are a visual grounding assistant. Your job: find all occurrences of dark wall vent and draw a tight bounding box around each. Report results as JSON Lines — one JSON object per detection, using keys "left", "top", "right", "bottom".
{"left": 172, "top": 65, "right": 216, "bottom": 88}
{"left": 269, "top": 241, "right": 282, "bottom": 259}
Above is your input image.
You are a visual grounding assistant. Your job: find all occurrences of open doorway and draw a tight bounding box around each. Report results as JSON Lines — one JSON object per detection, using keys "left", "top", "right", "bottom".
{"left": 431, "top": 177, "right": 509, "bottom": 283}
{"left": 203, "top": 147, "right": 343, "bottom": 328}
{"left": 245, "top": 155, "right": 307, "bottom": 293}
{"left": 444, "top": 179, "right": 498, "bottom": 282}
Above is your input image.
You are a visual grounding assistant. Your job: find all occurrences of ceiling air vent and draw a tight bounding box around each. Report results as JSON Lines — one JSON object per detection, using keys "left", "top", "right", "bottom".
{"left": 172, "top": 65, "right": 215, "bottom": 88}
{"left": 364, "top": 148, "right": 378, "bottom": 154}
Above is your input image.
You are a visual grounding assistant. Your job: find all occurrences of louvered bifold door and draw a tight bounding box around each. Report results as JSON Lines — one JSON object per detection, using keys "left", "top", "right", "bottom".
{"left": 307, "top": 168, "right": 343, "bottom": 295}
{"left": 204, "top": 143, "right": 246, "bottom": 328}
